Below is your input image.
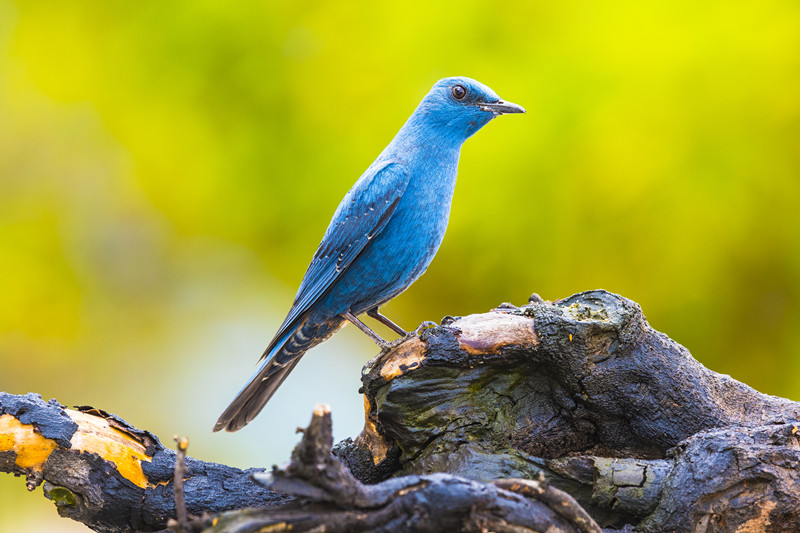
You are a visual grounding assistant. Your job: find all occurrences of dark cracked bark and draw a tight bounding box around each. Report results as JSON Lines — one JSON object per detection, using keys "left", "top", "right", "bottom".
{"left": 207, "top": 405, "right": 601, "bottom": 533}
{"left": 0, "top": 394, "right": 600, "bottom": 533}
{"left": 336, "top": 289, "right": 800, "bottom": 531}
{"left": 2, "top": 290, "right": 799, "bottom": 532}
{"left": 0, "top": 392, "right": 288, "bottom": 532}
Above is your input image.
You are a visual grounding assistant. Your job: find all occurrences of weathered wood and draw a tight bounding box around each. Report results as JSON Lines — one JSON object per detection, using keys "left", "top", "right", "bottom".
{"left": 640, "top": 423, "right": 800, "bottom": 532}
{"left": 0, "top": 392, "right": 287, "bottom": 532}
{"left": 338, "top": 290, "right": 800, "bottom": 530}
{"left": 208, "top": 405, "right": 601, "bottom": 533}
{"left": 2, "top": 290, "right": 799, "bottom": 532}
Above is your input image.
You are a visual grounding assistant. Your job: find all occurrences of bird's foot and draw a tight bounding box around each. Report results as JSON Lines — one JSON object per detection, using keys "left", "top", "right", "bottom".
{"left": 378, "top": 336, "right": 408, "bottom": 353}
{"left": 361, "top": 336, "right": 410, "bottom": 376}
{"left": 414, "top": 321, "right": 438, "bottom": 336}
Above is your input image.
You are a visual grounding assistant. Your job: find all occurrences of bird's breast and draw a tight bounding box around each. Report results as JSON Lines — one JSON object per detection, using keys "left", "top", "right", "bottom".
{"left": 318, "top": 149, "right": 461, "bottom": 315}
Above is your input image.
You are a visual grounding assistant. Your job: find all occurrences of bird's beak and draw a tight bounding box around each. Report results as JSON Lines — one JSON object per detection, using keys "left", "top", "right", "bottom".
{"left": 479, "top": 99, "right": 526, "bottom": 115}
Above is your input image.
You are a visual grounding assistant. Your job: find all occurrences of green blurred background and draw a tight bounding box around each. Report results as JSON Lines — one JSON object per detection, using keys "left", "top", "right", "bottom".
{"left": 1, "top": 0, "right": 799, "bottom": 530}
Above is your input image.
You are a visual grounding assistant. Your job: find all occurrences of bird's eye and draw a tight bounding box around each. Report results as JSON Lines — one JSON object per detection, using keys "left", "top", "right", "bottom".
{"left": 452, "top": 85, "right": 467, "bottom": 100}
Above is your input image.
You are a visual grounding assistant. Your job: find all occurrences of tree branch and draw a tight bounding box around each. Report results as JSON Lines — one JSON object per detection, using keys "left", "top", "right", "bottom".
{"left": 209, "top": 404, "right": 601, "bottom": 533}
{"left": 338, "top": 290, "right": 800, "bottom": 530}
{"left": 0, "top": 392, "right": 287, "bottom": 531}
{"left": 2, "top": 290, "right": 799, "bottom": 532}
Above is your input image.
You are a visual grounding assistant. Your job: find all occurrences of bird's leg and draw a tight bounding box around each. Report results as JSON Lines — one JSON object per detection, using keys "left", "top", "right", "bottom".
{"left": 342, "top": 311, "right": 392, "bottom": 350}
{"left": 366, "top": 308, "right": 408, "bottom": 337}
{"left": 415, "top": 321, "right": 438, "bottom": 335}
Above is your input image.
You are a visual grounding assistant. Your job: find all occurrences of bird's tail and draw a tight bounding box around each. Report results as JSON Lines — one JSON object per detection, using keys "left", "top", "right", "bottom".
{"left": 213, "top": 317, "right": 342, "bottom": 432}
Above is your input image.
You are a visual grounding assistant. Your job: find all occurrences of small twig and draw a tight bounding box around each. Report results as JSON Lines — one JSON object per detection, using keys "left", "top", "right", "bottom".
{"left": 172, "top": 435, "right": 190, "bottom": 533}
{"left": 240, "top": 406, "right": 600, "bottom": 533}
{"left": 259, "top": 404, "right": 376, "bottom": 507}
{"left": 494, "top": 475, "right": 602, "bottom": 533}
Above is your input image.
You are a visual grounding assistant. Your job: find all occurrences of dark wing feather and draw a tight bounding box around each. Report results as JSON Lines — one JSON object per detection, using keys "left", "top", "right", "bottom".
{"left": 259, "top": 160, "right": 410, "bottom": 359}
{"left": 216, "top": 161, "right": 409, "bottom": 432}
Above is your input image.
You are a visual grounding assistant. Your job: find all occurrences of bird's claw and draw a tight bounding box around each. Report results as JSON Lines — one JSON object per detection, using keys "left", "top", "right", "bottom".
{"left": 362, "top": 336, "right": 410, "bottom": 375}
{"left": 378, "top": 336, "right": 407, "bottom": 353}
{"left": 373, "top": 321, "right": 435, "bottom": 357}
{"left": 414, "top": 321, "right": 438, "bottom": 335}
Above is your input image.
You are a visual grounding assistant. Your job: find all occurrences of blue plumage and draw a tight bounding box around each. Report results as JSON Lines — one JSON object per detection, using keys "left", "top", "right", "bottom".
{"left": 214, "top": 77, "right": 524, "bottom": 432}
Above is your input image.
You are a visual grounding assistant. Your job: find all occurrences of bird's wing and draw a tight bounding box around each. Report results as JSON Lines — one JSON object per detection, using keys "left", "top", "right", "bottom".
{"left": 260, "top": 159, "right": 410, "bottom": 359}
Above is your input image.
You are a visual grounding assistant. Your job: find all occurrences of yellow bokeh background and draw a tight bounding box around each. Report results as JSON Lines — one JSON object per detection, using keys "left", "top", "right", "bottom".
{"left": 1, "top": 1, "right": 799, "bottom": 530}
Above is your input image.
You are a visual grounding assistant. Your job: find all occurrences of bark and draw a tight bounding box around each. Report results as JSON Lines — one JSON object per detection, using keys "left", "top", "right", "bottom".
{"left": 0, "top": 392, "right": 287, "bottom": 532}
{"left": 1, "top": 290, "right": 799, "bottom": 532}
{"left": 337, "top": 290, "right": 800, "bottom": 531}
{"left": 208, "top": 405, "right": 601, "bottom": 533}
{"left": 0, "top": 394, "right": 598, "bottom": 533}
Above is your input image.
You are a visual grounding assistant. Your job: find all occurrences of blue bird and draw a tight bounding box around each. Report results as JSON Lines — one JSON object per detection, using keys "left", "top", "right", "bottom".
{"left": 214, "top": 77, "right": 524, "bottom": 432}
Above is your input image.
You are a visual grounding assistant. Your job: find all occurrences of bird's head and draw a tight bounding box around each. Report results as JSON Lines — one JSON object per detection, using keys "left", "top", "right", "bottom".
{"left": 417, "top": 76, "right": 525, "bottom": 140}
